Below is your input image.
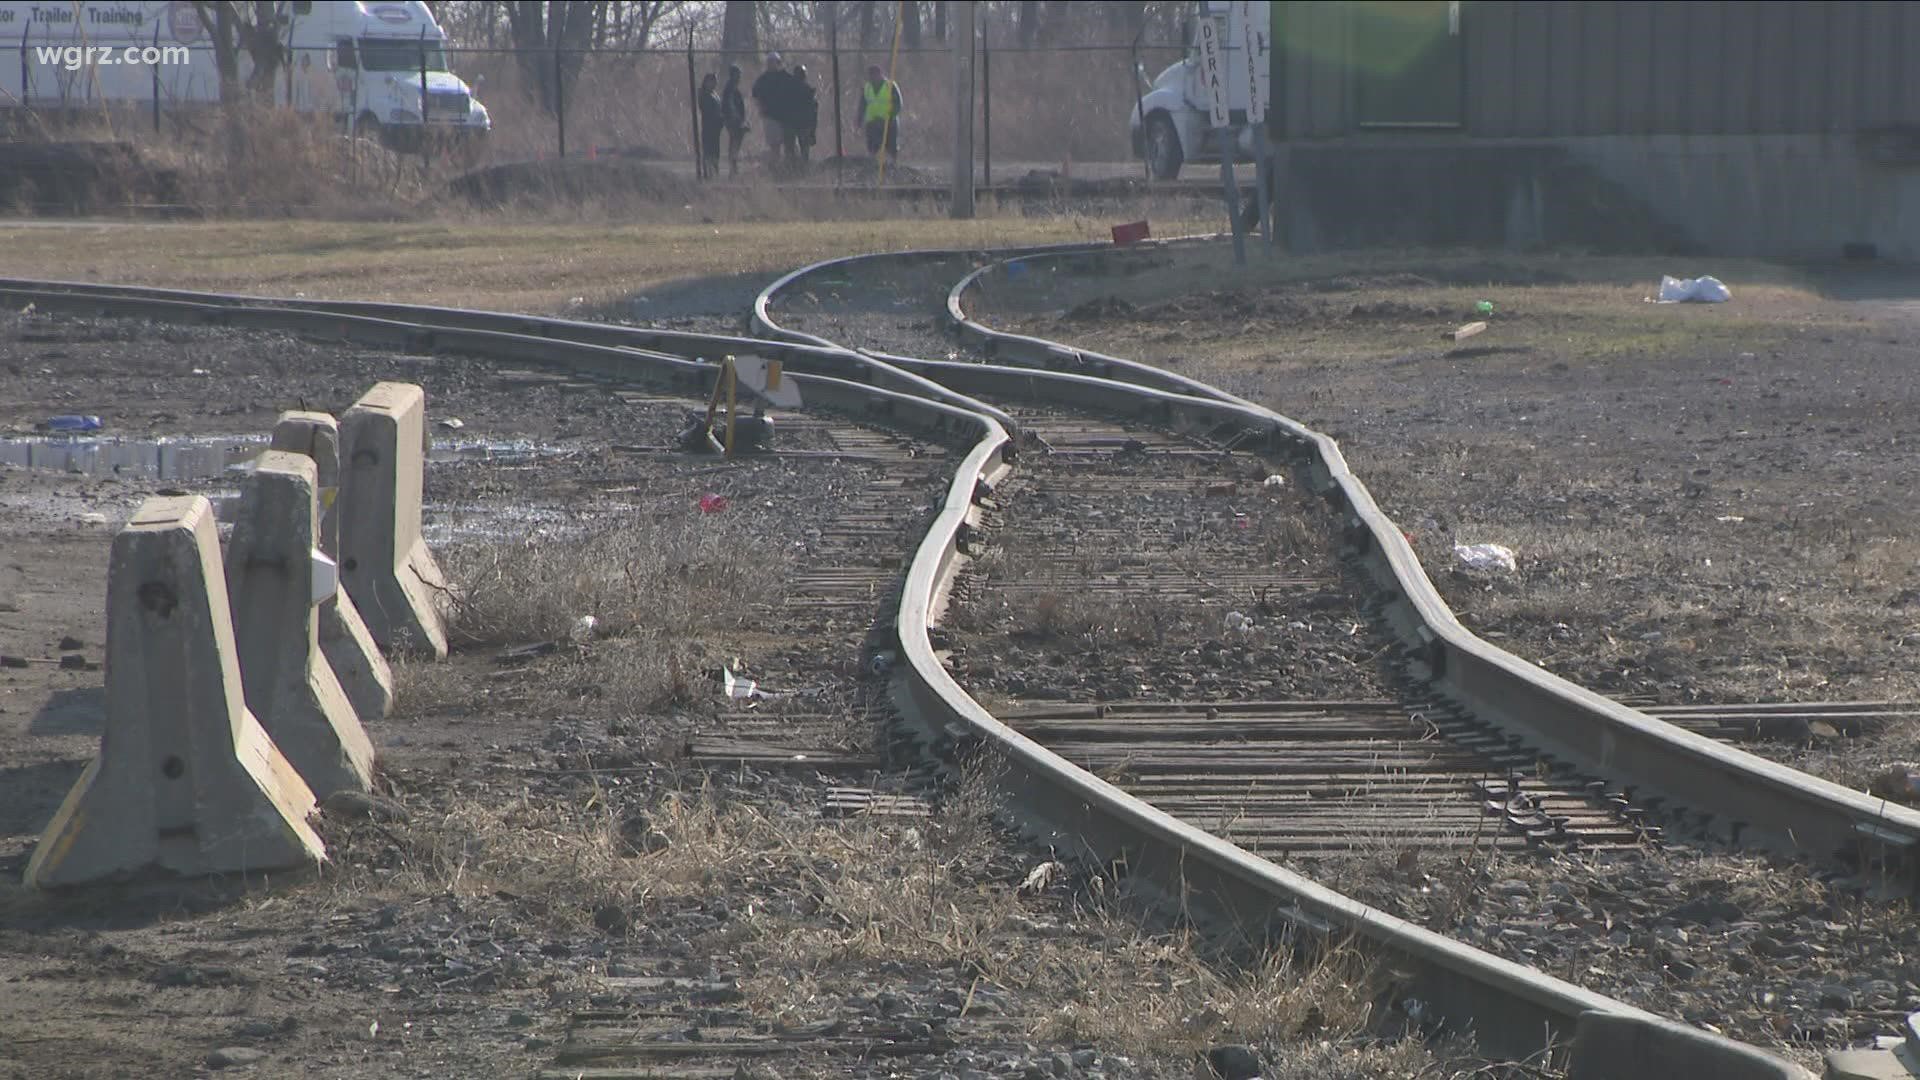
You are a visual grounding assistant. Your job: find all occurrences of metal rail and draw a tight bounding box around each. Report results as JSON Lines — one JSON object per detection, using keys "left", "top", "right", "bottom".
{"left": 752, "top": 246, "right": 1825, "bottom": 1077}
{"left": 0, "top": 270, "right": 1811, "bottom": 1077}
{"left": 933, "top": 247, "right": 1920, "bottom": 873}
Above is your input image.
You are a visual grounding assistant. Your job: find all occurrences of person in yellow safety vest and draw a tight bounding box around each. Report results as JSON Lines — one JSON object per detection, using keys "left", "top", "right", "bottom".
{"left": 861, "top": 64, "right": 903, "bottom": 160}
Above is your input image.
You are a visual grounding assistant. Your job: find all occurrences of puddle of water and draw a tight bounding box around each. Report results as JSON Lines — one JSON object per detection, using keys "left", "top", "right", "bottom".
{"left": 422, "top": 500, "right": 640, "bottom": 545}
{"left": 428, "top": 438, "right": 570, "bottom": 465}
{"left": 0, "top": 434, "right": 268, "bottom": 481}
{"left": 0, "top": 434, "right": 577, "bottom": 482}
{"left": 0, "top": 432, "right": 588, "bottom": 545}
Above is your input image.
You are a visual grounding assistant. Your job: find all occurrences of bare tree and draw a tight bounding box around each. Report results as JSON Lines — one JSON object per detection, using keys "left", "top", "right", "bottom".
{"left": 1109, "top": 0, "right": 1148, "bottom": 36}
{"left": 721, "top": 0, "right": 760, "bottom": 58}
{"left": 901, "top": 0, "right": 920, "bottom": 48}
{"left": 606, "top": 0, "right": 689, "bottom": 47}
{"left": 1016, "top": 0, "right": 1038, "bottom": 46}
{"left": 932, "top": 0, "right": 947, "bottom": 42}
{"left": 503, "top": 1, "right": 604, "bottom": 117}
{"left": 189, "top": 1, "right": 288, "bottom": 104}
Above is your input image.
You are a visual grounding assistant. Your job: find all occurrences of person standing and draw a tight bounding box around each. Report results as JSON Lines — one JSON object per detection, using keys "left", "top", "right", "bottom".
{"left": 790, "top": 64, "right": 820, "bottom": 164}
{"left": 861, "top": 64, "right": 903, "bottom": 162}
{"left": 697, "top": 72, "right": 724, "bottom": 179}
{"left": 720, "top": 65, "right": 749, "bottom": 177}
{"left": 751, "top": 52, "right": 792, "bottom": 171}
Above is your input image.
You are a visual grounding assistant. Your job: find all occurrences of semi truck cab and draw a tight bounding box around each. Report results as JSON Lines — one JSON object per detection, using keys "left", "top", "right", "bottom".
{"left": 290, "top": 1, "right": 490, "bottom": 147}
{"left": 1129, "top": 0, "right": 1264, "bottom": 180}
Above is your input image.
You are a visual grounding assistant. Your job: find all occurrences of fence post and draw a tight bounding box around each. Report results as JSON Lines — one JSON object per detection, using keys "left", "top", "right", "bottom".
{"left": 151, "top": 26, "right": 161, "bottom": 134}
{"left": 981, "top": 30, "right": 990, "bottom": 190}
{"left": 687, "top": 31, "right": 703, "bottom": 178}
{"left": 950, "top": 1, "right": 974, "bottom": 218}
{"left": 554, "top": 36, "right": 565, "bottom": 159}
{"left": 830, "top": 13, "right": 843, "bottom": 170}
{"left": 1131, "top": 29, "right": 1149, "bottom": 183}
{"left": 419, "top": 28, "right": 430, "bottom": 171}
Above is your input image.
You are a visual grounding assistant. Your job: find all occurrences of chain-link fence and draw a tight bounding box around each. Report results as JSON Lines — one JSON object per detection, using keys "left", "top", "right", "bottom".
{"left": 3, "top": 35, "right": 1189, "bottom": 184}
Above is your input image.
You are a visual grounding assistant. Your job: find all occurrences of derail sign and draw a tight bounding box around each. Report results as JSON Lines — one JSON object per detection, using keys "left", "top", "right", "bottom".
{"left": 1196, "top": 15, "right": 1229, "bottom": 130}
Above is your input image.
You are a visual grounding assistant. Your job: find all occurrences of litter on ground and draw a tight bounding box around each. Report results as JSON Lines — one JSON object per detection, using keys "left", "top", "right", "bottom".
{"left": 1651, "top": 275, "right": 1732, "bottom": 303}
{"left": 1454, "top": 543, "right": 1518, "bottom": 573}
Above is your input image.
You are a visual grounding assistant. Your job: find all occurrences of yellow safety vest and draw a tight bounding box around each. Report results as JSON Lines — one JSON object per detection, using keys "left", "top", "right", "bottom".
{"left": 863, "top": 80, "right": 897, "bottom": 123}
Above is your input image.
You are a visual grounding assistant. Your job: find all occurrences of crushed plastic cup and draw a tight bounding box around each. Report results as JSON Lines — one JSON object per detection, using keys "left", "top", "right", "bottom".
{"left": 1653, "top": 275, "right": 1731, "bottom": 303}
{"left": 46, "top": 415, "right": 102, "bottom": 432}
{"left": 1453, "top": 543, "right": 1518, "bottom": 574}
{"left": 698, "top": 493, "right": 729, "bottom": 514}
{"left": 1475, "top": 300, "right": 1495, "bottom": 316}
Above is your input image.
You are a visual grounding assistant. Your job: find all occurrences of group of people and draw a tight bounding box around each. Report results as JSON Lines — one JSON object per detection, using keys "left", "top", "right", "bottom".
{"left": 697, "top": 53, "right": 904, "bottom": 178}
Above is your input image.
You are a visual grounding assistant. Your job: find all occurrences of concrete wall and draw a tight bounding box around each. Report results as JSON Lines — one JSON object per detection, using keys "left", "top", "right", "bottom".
{"left": 1565, "top": 134, "right": 1920, "bottom": 260}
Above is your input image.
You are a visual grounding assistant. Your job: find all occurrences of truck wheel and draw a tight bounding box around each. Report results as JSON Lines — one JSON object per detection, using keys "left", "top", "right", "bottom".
{"left": 355, "top": 111, "right": 383, "bottom": 146}
{"left": 1145, "top": 114, "right": 1183, "bottom": 181}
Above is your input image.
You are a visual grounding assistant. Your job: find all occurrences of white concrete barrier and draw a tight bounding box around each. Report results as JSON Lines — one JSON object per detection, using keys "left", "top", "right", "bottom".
{"left": 270, "top": 411, "right": 394, "bottom": 720}
{"left": 339, "top": 382, "right": 450, "bottom": 659}
{"left": 227, "top": 450, "right": 375, "bottom": 800}
{"left": 26, "top": 495, "right": 325, "bottom": 887}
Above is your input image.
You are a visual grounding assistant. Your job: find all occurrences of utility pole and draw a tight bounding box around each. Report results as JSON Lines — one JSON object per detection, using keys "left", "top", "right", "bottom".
{"left": 950, "top": 0, "right": 976, "bottom": 219}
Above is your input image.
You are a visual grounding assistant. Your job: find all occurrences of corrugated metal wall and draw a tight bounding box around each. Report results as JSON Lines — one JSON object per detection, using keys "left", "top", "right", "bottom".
{"left": 1277, "top": 0, "right": 1353, "bottom": 137}
{"left": 1273, "top": 1, "right": 1920, "bottom": 139}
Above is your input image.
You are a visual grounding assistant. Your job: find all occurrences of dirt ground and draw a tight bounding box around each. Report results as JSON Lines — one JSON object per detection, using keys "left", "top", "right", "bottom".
{"left": 980, "top": 247, "right": 1920, "bottom": 792}
{"left": 0, "top": 214, "right": 1213, "bottom": 314}
{"left": 0, "top": 308, "right": 1504, "bottom": 1079}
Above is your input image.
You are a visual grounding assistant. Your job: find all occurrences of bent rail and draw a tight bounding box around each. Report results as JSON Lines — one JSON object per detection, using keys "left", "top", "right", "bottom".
{"left": 0, "top": 277, "right": 1024, "bottom": 438}
{"left": 937, "top": 248, "right": 1920, "bottom": 874}
{"left": 751, "top": 254, "right": 1817, "bottom": 1075}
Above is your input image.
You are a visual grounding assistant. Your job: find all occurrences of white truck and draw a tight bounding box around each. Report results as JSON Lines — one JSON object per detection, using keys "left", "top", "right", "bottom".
{"left": 1130, "top": 0, "right": 1270, "bottom": 180}
{"left": 0, "top": 1, "right": 489, "bottom": 148}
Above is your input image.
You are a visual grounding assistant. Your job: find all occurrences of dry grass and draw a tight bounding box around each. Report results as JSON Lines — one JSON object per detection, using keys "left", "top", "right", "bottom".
{"left": 0, "top": 213, "right": 1209, "bottom": 313}
{"left": 388, "top": 513, "right": 790, "bottom": 717}
{"left": 985, "top": 243, "right": 1920, "bottom": 772}
{"left": 977, "top": 246, "right": 1849, "bottom": 389}
{"left": 440, "top": 513, "right": 786, "bottom": 646}
{"left": 328, "top": 760, "right": 1474, "bottom": 1074}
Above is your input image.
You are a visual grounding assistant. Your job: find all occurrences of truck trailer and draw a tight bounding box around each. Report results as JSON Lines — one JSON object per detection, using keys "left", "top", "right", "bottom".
{"left": 0, "top": 1, "right": 489, "bottom": 147}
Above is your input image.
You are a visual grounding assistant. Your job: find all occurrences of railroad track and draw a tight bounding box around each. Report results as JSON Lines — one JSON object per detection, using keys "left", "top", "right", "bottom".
{"left": 751, "top": 246, "right": 1920, "bottom": 860}
{"left": 0, "top": 254, "right": 1898, "bottom": 1076}
{"left": 751, "top": 244, "right": 1920, "bottom": 1075}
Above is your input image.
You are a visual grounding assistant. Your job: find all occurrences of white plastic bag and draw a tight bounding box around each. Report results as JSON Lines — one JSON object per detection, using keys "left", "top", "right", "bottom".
{"left": 1654, "top": 275, "right": 1731, "bottom": 303}
{"left": 1453, "top": 543, "right": 1517, "bottom": 574}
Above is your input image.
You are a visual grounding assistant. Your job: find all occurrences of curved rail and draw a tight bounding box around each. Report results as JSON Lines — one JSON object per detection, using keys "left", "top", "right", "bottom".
{"left": 0, "top": 273, "right": 1810, "bottom": 1077}
{"left": 938, "top": 247, "right": 1920, "bottom": 872}
{"left": 0, "top": 277, "right": 1024, "bottom": 438}
{"left": 751, "top": 255, "right": 1817, "bottom": 1076}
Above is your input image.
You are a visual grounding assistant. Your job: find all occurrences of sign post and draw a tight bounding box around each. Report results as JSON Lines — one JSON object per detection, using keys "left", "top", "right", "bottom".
{"left": 1234, "top": 0, "right": 1274, "bottom": 249}
{"left": 1196, "top": 13, "right": 1245, "bottom": 265}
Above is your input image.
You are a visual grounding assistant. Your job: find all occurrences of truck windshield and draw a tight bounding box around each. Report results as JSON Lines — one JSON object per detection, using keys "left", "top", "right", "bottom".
{"left": 358, "top": 38, "right": 449, "bottom": 72}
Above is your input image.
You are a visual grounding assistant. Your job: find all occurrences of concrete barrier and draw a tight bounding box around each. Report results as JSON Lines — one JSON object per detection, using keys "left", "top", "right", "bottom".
{"left": 339, "top": 382, "right": 450, "bottom": 659}
{"left": 270, "top": 411, "right": 393, "bottom": 720}
{"left": 26, "top": 495, "right": 325, "bottom": 887}
{"left": 227, "top": 451, "right": 376, "bottom": 799}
